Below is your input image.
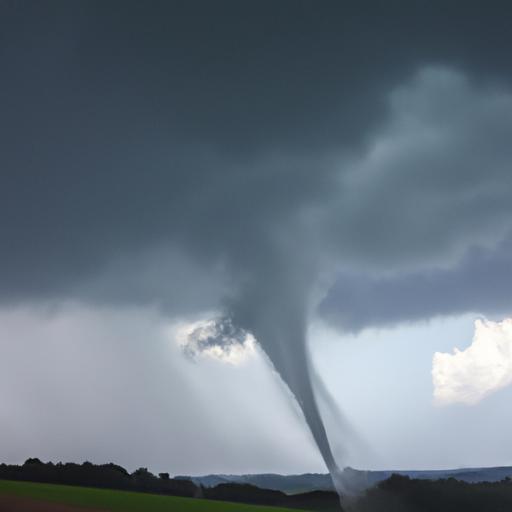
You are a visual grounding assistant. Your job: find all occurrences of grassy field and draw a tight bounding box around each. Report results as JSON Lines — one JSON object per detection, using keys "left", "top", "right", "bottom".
{"left": 0, "top": 479, "right": 298, "bottom": 512}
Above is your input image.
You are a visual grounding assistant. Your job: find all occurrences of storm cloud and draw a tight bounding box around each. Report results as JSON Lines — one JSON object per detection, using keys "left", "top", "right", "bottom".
{"left": 2, "top": 1, "right": 512, "bottom": 308}
{"left": 2, "top": 0, "right": 512, "bottom": 486}
{"left": 321, "top": 67, "right": 512, "bottom": 331}
{"left": 320, "top": 237, "right": 512, "bottom": 332}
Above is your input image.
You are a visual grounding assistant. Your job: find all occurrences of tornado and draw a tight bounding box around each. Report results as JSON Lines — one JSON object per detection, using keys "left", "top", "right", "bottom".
{"left": 226, "top": 257, "right": 350, "bottom": 499}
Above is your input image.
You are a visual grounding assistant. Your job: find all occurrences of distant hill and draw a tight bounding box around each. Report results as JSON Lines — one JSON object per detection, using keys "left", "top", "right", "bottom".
{"left": 178, "top": 466, "right": 512, "bottom": 493}
{"left": 176, "top": 473, "right": 333, "bottom": 494}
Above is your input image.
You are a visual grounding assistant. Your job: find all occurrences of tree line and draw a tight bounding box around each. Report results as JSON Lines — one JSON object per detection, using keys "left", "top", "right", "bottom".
{"left": 1, "top": 459, "right": 512, "bottom": 511}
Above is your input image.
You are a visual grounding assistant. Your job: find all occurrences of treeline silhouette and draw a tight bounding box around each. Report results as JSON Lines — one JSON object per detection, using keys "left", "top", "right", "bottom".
{"left": 0, "top": 459, "right": 339, "bottom": 510}
{"left": 0, "top": 458, "right": 197, "bottom": 497}
{"left": 1, "top": 460, "right": 512, "bottom": 511}
{"left": 202, "top": 484, "right": 339, "bottom": 511}
{"left": 353, "top": 473, "right": 512, "bottom": 512}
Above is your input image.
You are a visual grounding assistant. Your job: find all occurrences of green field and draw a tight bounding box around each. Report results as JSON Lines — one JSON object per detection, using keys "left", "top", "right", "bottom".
{"left": 0, "top": 479, "right": 297, "bottom": 512}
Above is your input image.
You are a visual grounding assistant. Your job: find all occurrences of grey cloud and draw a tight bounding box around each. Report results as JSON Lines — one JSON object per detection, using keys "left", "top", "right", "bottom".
{"left": 0, "top": 303, "right": 322, "bottom": 475}
{"left": 317, "top": 67, "right": 512, "bottom": 332}
{"left": 320, "top": 236, "right": 512, "bottom": 332}
{"left": 1, "top": 3, "right": 512, "bottom": 306}
{"left": 3, "top": 1, "right": 512, "bottom": 490}
{"left": 333, "top": 67, "right": 512, "bottom": 272}
{"left": 73, "top": 245, "right": 229, "bottom": 315}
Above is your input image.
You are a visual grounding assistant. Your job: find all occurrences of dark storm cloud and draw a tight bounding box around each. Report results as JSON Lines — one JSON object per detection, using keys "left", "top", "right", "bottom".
{"left": 1, "top": 0, "right": 512, "bottom": 305}
{"left": 320, "top": 236, "right": 512, "bottom": 332}
{"left": 319, "top": 66, "right": 512, "bottom": 331}
{"left": 3, "top": 0, "right": 512, "bottom": 492}
{"left": 333, "top": 67, "right": 512, "bottom": 270}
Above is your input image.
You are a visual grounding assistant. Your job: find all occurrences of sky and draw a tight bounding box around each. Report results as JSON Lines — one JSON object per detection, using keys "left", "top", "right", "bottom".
{"left": 1, "top": 0, "right": 512, "bottom": 477}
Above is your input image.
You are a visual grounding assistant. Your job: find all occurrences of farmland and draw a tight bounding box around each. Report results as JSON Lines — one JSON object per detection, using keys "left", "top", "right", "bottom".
{"left": 0, "top": 480, "right": 297, "bottom": 512}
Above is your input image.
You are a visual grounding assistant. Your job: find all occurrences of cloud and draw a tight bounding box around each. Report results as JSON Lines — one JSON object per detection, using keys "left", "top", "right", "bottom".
{"left": 1, "top": 5, "right": 512, "bottom": 310}
{"left": 432, "top": 318, "right": 512, "bottom": 405}
{"left": 321, "top": 67, "right": 512, "bottom": 331}
{"left": 333, "top": 67, "right": 512, "bottom": 271}
{"left": 175, "top": 317, "right": 256, "bottom": 365}
{"left": 3, "top": 2, "right": 512, "bottom": 480}
{"left": 319, "top": 236, "right": 512, "bottom": 332}
{"left": 0, "top": 303, "right": 322, "bottom": 475}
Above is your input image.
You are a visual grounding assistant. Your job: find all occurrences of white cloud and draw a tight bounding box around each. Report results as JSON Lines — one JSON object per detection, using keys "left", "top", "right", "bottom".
{"left": 174, "top": 317, "right": 256, "bottom": 365}
{"left": 432, "top": 318, "right": 512, "bottom": 405}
